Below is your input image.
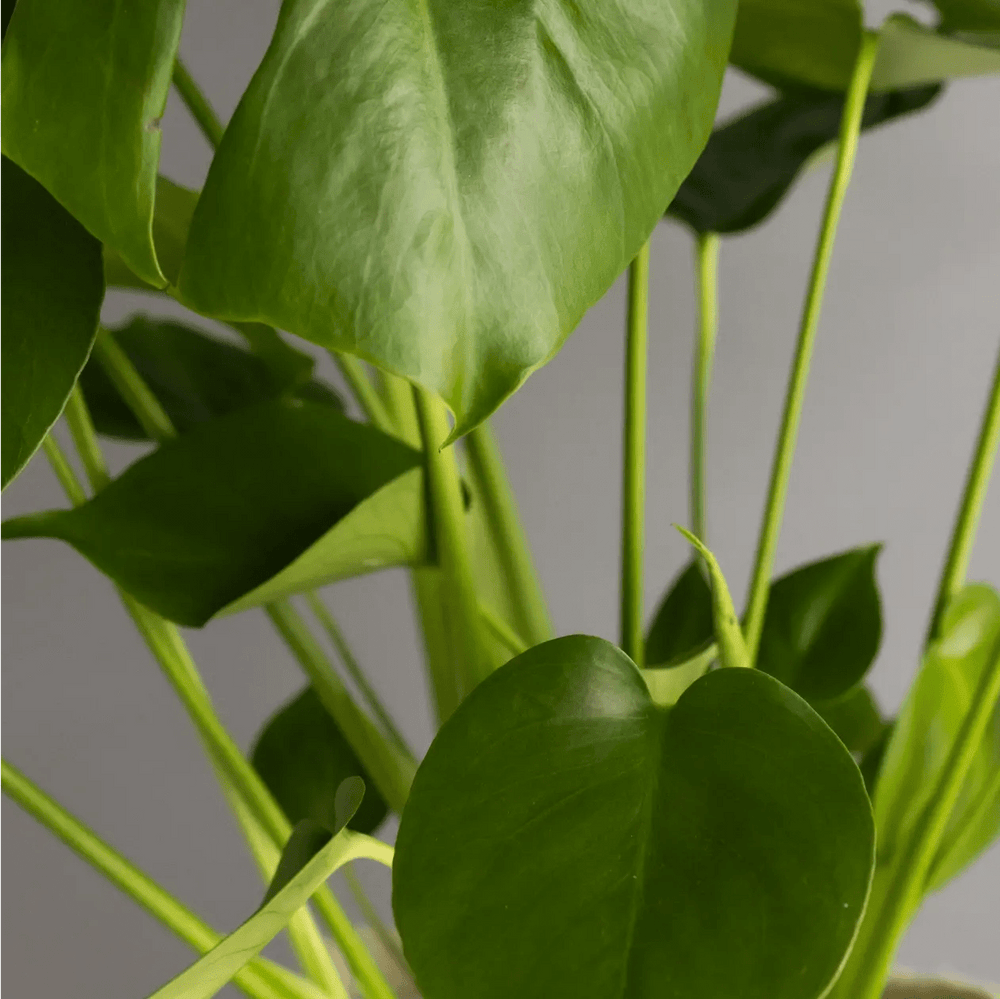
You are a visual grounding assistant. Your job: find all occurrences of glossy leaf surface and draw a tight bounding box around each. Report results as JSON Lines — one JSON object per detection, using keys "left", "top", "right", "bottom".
{"left": 394, "top": 635, "right": 874, "bottom": 999}
{"left": 757, "top": 546, "right": 882, "bottom": 702}
{"left": 252, "top": 686, "right": 388, "bottom": 835}
{"left": 871, "top": 14, "right": 1000, "bottom": 91}
{"left": 1, "top": 0, "right": 185, "bottom": 287}
{"left": 667, "top": 85, "right": 940, "bottom": 234}
{"left": 729, "top": 0, "right": 863, "bottom": 91}
{"left": 148, "top": 779, "right": 391, "bottom": 999}
{"left": 1, "top": 157, "right": 104, "bottom": 488}
{"left": 81, "top": 315, "right": 342, "bottom": 441}
{"left": 179, "top": 0, "right": 738, "bottom": 436}
{"left": 874, "top": 584, "right": 1000, "bottom": 893}
{"left": 2, "top": 402, "right": 426, "bottom": 626}
{"left": 645, "top": 561, "right": 713, "bottom": 667}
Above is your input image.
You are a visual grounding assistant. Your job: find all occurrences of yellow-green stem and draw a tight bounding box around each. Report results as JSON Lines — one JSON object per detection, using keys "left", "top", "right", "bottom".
{"left": 620, "top": 240, "right": 651, "bottom": 667}
{"left": 691, "top": 233, "right": 720, "bottom": 544}
{"left": 743, "top": 32, "right": 880, "bottom": 665}
{"left": 926, "top": 342, "right": 1000, "bottom": 645}
{"left": 413, "top": 386, "right": 486, "bottom": 711}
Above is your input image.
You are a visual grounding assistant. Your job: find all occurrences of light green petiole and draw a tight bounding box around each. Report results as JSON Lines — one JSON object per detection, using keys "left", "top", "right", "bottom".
{"left": 742, "top": 31, "right": 881, "bottom": 665}
{"left": 620, "top": 240, "right": 651, "bottom": 667}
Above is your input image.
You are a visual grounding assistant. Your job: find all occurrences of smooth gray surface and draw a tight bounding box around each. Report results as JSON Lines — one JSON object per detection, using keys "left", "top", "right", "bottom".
{"left": 3, "top": 1, "right": 999, "bottom": 995}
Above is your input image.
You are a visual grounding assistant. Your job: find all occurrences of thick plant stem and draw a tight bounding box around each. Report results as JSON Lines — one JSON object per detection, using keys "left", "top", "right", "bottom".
{"left": 742, "top": 31, "right": 880, "bottom": 665}
{"left": 691, "top": 233, "right": 721, "bottom": 544}
{"left": 266, "top": 600, "right": 415, "bottom": 813}
{"left": 465, "top": 423, "right": 553, "bottom": 646}
{"left": 620, "top": 240, "right": 651, "bottom": 667}
{"left": 304, "top": 592, "right": 414, "bottom": 759}
{"left": 1, "top": 760, "right": 314, "bottom": 999}
{"left": 926, "top": 343, "right": 1000, "bottom": 644}
{"left": 413, "top": 386, "right": 486, "bottom": 712}
{"left": 172, "top": 57, "right": 225, "bottom": 148}
{"left": 833, "top": 636, "right": 1000, "bottom": 999}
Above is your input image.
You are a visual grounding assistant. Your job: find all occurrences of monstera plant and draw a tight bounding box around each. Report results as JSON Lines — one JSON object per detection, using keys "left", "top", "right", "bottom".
{"left": 2, "top": 0, "right": 999, "bottom": 997}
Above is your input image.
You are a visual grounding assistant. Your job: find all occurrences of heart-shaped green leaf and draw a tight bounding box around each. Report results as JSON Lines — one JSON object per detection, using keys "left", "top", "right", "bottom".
{"left": 871, "top": 15, "right": 1000, "bottom": 91}
{"left": 148, "top": 779, "right": 393, "bottom": 999}
{"left": 1, "top": 156, "right": 104, "bottom": 489}
{"left": 667, "top": 85, "right": 941, "bottom": 235}
{"left": 1, "top": 0, "right": 186, "bottom": 287}
{"left": 874, "top": 584, "right": 1000, "bottom": 894}
{"left": 645, "top": 560, "right": 713, "bottom": 667}
{"left": 757, "top": 546, "right": 883, "bottom": 703}
{"left": 393, "top": 635, "right": 874, "bottom": 999}
{"left": 2, "top": 401, "right": 427, "bottom": 626}
{"left": 252, "top": 686, "right": 389, "bottom": 835}
{"left": 80, "top": 315, "right": 342, "bottom": 441}
{"left": 178, "top": 0, "right": 738, "bottom": 437}
{"left": 729, "top": 0, "right": 863, "bottom": 91}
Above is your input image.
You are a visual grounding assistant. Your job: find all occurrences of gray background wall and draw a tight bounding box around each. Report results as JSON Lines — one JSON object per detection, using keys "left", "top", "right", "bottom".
{"left": 3, "top": 0, "right": 998, "bottom": 994}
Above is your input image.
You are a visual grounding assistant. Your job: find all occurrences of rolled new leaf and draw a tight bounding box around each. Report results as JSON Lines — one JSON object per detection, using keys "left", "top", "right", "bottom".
{"left": 2, "top": 0, "right": 187, "bottom": 287}
{"left": 178, "top": 0, "right": 738, "bottom": 437}
{"left": 148, "top": 778, "right": 392, "bottom": 999}
{"left": 667, "top": 85, "right": 940, "bottom": 235}
{"left": 252, "top": 687, "right": 389, "bottom": 835}
{"left": 1, "top": 156, "right": 104, "bottom": 489}
{"left": 80, "top": 315, "right": 342, "bottom": 441}
{"left": 394, "top": 635, "right": 874, "bottom": 999}
{"left": 675, "top": 527, "right": 749, "bottom": 669}
{"left": 2, "top": 401, "right": 427, "bottom": 626}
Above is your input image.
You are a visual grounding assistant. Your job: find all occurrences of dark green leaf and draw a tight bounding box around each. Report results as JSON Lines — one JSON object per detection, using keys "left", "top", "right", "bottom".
{"left": 815, "top": 685, "right": 886, "bottom": 755}
{"left": 645, "top": 560, "right": 714, "bottom": 667}
{"left": 871, "top": 14, "right": 1000, "bottom": 90}
{"left": 932, "top": 0, "right": 1000, "bottom": 32}
{"left": 874, "top": 584, "right": 1000, "bottom": 893}
{"left": 667, "top": 85, "right": 941, "bottom": 234}
{"left": 729, "top": 0, "right": 863, "bottom": 91}
{"left": 859, "top": 720, "right": 893, "bottom": 796}
{"left": 102, "top": 177, "right": 198, "bottom": 290}
{"left": 2, "top": 401, "right": 427, "bottom": 626}
{"left": 178, "top": 0, "right": 738, "bottom": 437}
{"left": 1, "top": 156, "right": 104, "bottom": 489}
{"left": 757, "top": 546, "right": 883, "bottom": 703}
{"left": 394, "top": 635, "right": 874, "bottom": 999}
{"left": 252, "top": 686, "right": 388, "bottom": 835}
{"left": 2, "top": 0, "right": 15, "bottom": 39}
{"left": 80, "top": 315, "right": 343, "bottom": 441}
{"left": 148, "top": 779, "right": 392, "bottom": 999}
{"left": 1, "top": 0, "right": 186, "bottom": 287}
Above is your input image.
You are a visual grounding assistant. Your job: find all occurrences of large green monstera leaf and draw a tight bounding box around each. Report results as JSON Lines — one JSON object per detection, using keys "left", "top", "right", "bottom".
{"left": 179, "top": 0, "right": 738, "bottom": 436}
{"left": 394, "top": 636, "right": 874, "bottom": 999}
